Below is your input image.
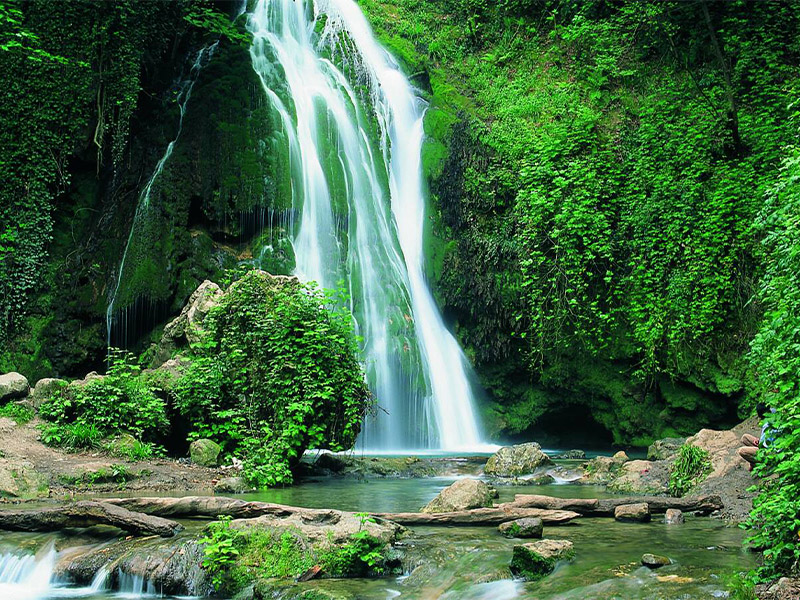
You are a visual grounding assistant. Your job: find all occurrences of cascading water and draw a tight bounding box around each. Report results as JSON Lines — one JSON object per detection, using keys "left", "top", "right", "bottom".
{"left": 248, "top": 0, "right": 484, "bottom": 450}
{"left": 106, "top": 42, "right": 217, "bottom": 348}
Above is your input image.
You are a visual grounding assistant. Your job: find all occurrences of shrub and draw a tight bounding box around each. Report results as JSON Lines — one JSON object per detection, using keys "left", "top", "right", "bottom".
{"left": 173, "top": 272, "right": 372, "bottom": 486}
{"left": 0, "top": 403, "right": 34, "bottom": 424}
{"left": 39, "top": 349, "right": 168, "bottom": 446}
{"left": 668, "top": 444, "right": 711, "bottom": 497}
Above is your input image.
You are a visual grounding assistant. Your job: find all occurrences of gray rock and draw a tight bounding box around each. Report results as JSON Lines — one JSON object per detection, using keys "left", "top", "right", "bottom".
{"left": 555, "top": 449, "right": 586, "bottom": 460}
{"left": 108, "top": 433, "right": 139, "bottom": 457}
{"left": 614, "top": 502, "right": 651, "bottom": 523}
{"left": 498, "top": 517, "right": 543, "bottom": 539}
{"left": 214, "top": 476, "right": 252, "bottom": 494}
{"left": 0, "top": 372, "right": 29, "bottom": 402}
{"left": 641, "top": 553, "right": 671, "bottom": 568}
{"left": 0, "top": 460, "right": 49, "bottom": 498}
{"left": 612, "top": 450, "right": 629, "bottom": 462}
{"left": 422, "top": 478, "right": 494, "bottom": 513}
{"left": 509, "top": 539, "right": 574, "bottom": 581}
{"left": 30, "top": 378, "right": 67, "bottom": 408}
{"left": 190, "top": 439, "right": 221, "bottom": 467}
{"left": 647, "top": 437, "right": 686, "bottom": 461}
{"left": 484, "top": 443, "right": 553, "bottom": 477}
{"left": 665, "top": 508, "right": 684, "bottom": 524}
{"left": 607, "top": 459, "right": 669, "bottom": 495}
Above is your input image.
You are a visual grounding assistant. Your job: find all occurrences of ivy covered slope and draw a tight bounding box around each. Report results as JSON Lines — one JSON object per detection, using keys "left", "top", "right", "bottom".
{"left": 0, "top": 0, "right": 290, "bottom": 381}
{"left": 361, "top": 0, "right": 800, "bottom": 445}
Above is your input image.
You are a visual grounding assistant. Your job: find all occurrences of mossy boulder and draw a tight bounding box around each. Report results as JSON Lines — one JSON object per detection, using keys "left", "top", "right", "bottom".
{"left": 190, "top": 438, "right": 221, "bottom": 467}
{"left": 509, "top": 539, "right": 574, "bottom": 581}
{"left": 641, "top": 553, "right": 671, "bottom": 568}
{"left": 30, "top": 377, "right": 67, "bottom": 409}
{"left": 0, "top": 372, "right": 29, "bottom": 402}
{"left": 484, "top": 443, "right": 553, "bottom": 477}
{"left": 0, "top": 460, "right": 49, "bottom": 498}
{"left": 422, "top": 478, "right": 494, "bottom": 513}
{"left": 498, "top": 517, "right": 543, "bottom": 539}
{"left": 108, "top": 433, "right": 139, "bottom": 456}
{"left": 647, "top": 437, "right": 686, "bottom": 461}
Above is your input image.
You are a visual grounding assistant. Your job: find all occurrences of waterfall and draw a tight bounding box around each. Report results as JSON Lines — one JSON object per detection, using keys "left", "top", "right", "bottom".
{"left": 248, "top": 0, "right": 484, "bottom": 450}
{"left": 106, "top": 42, "right": 218, "bottom": 348}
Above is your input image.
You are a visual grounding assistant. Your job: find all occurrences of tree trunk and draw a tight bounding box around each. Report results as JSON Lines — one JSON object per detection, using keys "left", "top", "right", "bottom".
{"left": 0, "top": 501, "right": 182, "bottom": 537}
{"left": 509, "top": 494, "right": 723, "bottom": 516}
{"left": 372, "top": 507, "right": 580, "bottom": 526}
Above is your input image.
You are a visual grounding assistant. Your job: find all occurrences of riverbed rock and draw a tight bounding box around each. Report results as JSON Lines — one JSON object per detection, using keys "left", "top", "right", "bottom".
{"left": 607, "top": 459, "right": 669, "bottom": 495}
{"left": 0, "top": 372, "right": 29, "bottom": 402}
{"left": 685, "top": 428, "right": 741, "bottom": 480}
{"left": 153, "top": 280, "right": 223, "bottom": 365}
{"left": 498, "top": 517, "right": 543, "bottom": 539}
{"left": 214, "top": 476, "right": 252, "bottom": 494}
{"left": 190, "top": 439, "right": 221, "bottom": 467}
{"left": 614, "top": 502, "right": 651, "bottom": 522}
{"left": 647, "top": 437, "right": 686, "bottom": 461}
{"left": 29, "top": 378, "right": 67, "bottom": 409}
{"left": 612, "top": 451, "right": 629, "bottom": 462}
{"left": 665, "top": 508, "right": 684, "bottom": 524}
{"left": 581, "top": 453, "right": 629, "bottom": 484}
{"left": 641, "top": 553, "right": 671, "bottom": 568}
{"left": 422, "top": 478, "right": 494, "bottom": 513}
{"left": 509, "top": 539, "right": 574, "bottom": 581}
{"left": 309, "top": 454, "right": 440, "bottom": 478}
{"left": 0, "top": 459, "right": 49, "bottom": 498}
{"left": 555, "top": 449, "right": 586, "bottom": 460}
{"left": 484, "top": 443, "right": 553, "bottom": 477}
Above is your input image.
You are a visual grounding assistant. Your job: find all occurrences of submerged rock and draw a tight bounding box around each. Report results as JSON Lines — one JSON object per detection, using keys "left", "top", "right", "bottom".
{"left": 647, "top": 437, "right": 686, "bottom": 461}
{"left": 484, "top": 443, "right": 553, "bottom": 477}
{"left": 641, "top": 553, "right": 671, "bottom": 568}
{"left": 422, "top": 478, "right": 495, "bottom": 513}
{"left": 498, "top": 517, "right": 543, "bottom": 539}
{"left": 308, "top": 453, "right": 440, "bottom": 478}
{"left": 509, "top": 539, "right": 574, "bottom": 581}
{"left": 0, "top": 372, "right": 29, "bottom": 402}
{"left": 190, "top": 438, "right": 221, "bottom": 467}
{"left": 614, "top": 502, "right": 651, "bottom": 523}
{"left": 665, "top": 508, "right": 684, "bottom": 524}
{"left": 555, "top": 449, "right": 586, "bottom": 460}
{"left": 214, "top": 476, "right": 252, "bottom": 494}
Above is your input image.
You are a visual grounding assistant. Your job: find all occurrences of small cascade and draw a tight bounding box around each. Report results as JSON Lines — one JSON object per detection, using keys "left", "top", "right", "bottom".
{"left": 0, "top": 543, "right": 58, "bottom": 600}
{"left": 116, "top": 568, "right": 160, "bottom": 597}
{"left": 106, "top": 42, "right": 218, "bottom": 349}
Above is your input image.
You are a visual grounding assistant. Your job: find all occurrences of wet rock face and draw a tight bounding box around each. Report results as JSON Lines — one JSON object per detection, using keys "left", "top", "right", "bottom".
{"left": 665, "top": 508, "right": 684, "bottom": 524}
{"left": 614, "top": 502, "right": 651, "bottom": 522}
{"left": 607, "top": 459, "right": 669, "bottom": 495}
{"left": 641, "top": 553, "right": 671, "bottom": 568}
{"left": 647, "top": 437, "right": 686, "bottom": 461}
{"left": 421, "top": 478, "right": 495, "bottom": 513}
{"left": 190, "top": 438, "right": 221, "bottom": 467}
{"left": 0, "top": 372, "right": 29, "bottom": 402}
{"left": 498, "top": 517, "right": 543, "bottom": 539}
{"left": 484, "top": 443, "right": 553, "bottom": 477}
{"left": 509, "top": 539, "right": 574, "bottom": 581}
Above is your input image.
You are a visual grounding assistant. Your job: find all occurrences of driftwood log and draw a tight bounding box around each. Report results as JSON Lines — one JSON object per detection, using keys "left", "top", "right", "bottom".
{"left": 0, "top": 501, "right": 182, "bottom": 537}
{"left": 509, "top": 494, "right": 723, "bottom": 516}
{"left": 101, "top": 495, "right": 580, "bottom": 526}
{"left": 372, "top": 506, "right": 580, "bottom": 525}
{"left": 101, "top": 496, "right": 342, "bottom": 521}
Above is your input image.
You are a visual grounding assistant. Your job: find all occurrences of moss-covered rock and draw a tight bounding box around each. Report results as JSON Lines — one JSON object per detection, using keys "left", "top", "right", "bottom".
{"left": 509, "top": 539, "right": 574, "bottom": 581}
{"left": 190, "top": 439, "right": 221, "bottom": 467}
{"left": 484, "top": 443, "right": 552, "bottom": 477}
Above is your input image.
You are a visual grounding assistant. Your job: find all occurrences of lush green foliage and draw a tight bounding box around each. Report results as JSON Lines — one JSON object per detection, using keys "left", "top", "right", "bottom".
{"left": 0, "top": 403, "right": 34, "bottom": 425}
{"left": 200, "top": 514, "right": 390, "bottom": 594}
{"left": 361, "top": 0, "right": 800, "bottom": 443}
{"left": 173, "top": 271, "right": 371, "bottom": 486}
{"left": 668, "top": 444, "right": 712, "bottom": 497}
{"left": 744, "top": 115, "right": 800, "bottom": 582}
{"left": 39, "top": 350, "right": 167, "bottom": 448}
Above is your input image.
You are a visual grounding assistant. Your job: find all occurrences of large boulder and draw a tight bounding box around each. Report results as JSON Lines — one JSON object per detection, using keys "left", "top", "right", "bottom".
{"left": 647, "top": 437, "right": 686, "bottom": 461}
{"left": 509, "top": 539, "right": 574, "bottom": 581}
{"left": 614, "top": 502, "right": 651, "bottom": 523}
{"left": 190, "top": 439, "right": 221, "bottom": 467}
{"left": 214, "top": 477, "right": 253, "bottom": 494}
{"left": 422, "top": 478, "right": 494, "bottom": 513}
{"left": 685, "top": 428, "right": 741, "bottom": 480}
{"left": 153, "top": 280, "right": 223, "bottom": 365}
{"left": 607, "top": 459, "right": 669, "bottom": 495}
{"left": 665, "top": 509, "right": 684, "bottom": 525}
{"left": 30, "top": 378, "right": 67, "bottom": 409}
{"left": 484, "top": 443, "right": 553, "bottom": 477}
{"left": 498, "top": 517, "right": 543, "bottom": 539}
{"left": 0, "top": 372, "right": 29, "bottom": 402}
{"left": 581, "top": 453, "right": 629, "bottom": 484}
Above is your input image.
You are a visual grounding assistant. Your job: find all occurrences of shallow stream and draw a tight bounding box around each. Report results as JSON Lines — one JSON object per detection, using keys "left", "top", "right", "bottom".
{"left": 0, "top": 476, "right": 754, "bottom": 599}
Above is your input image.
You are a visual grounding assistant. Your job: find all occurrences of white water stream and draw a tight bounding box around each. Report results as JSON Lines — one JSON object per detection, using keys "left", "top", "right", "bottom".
{"left": 248, "top": 0, "right": 485, "bottom": 450}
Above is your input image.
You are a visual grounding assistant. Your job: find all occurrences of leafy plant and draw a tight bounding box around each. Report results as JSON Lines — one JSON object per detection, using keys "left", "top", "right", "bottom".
{"left": 199, "top": 516, "right": 241, "bottom": 592}
{"left": 0, "top": 403, "right": 34, "bottom": 424}
{"left": 668, "top": 444, "right": 712, "bottom": 497}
